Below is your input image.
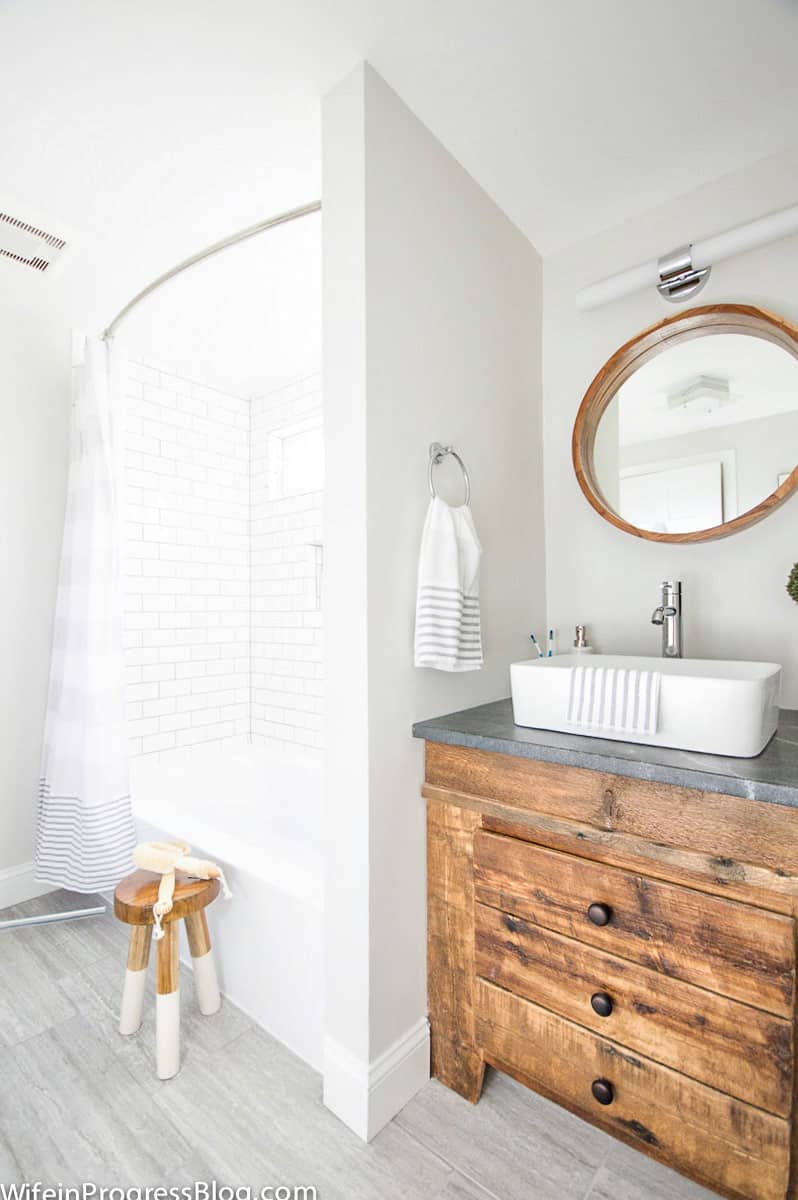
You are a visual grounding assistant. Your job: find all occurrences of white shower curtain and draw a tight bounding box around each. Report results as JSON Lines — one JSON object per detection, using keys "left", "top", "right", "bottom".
{"left": 36, "top": 336, "right": 136, "bottom": 892}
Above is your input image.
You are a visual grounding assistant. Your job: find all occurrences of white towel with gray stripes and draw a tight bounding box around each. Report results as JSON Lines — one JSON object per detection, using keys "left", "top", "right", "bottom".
{"left": 414, "top": 497, "right": 483, "bottom": 671}
{"left": 567, "top": 666, "right": 661, "bottom": 736}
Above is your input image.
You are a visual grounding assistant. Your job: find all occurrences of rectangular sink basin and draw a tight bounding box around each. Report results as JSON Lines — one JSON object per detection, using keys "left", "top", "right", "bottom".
{"left": 510, "top": 654, "right": 781, "bottom": 758}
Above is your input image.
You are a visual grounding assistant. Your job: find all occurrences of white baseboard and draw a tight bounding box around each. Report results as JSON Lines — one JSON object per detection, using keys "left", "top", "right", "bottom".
{"left": 323, "top": 1016, "right": 430, "bottom": 1141}
{"left": 0, "top": 862, "right": 57, "bottom": 911}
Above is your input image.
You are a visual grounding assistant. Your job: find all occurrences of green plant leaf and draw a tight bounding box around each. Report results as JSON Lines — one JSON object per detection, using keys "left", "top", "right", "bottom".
{"left": 788, "top": 563, "right": 798, "bottom": 604}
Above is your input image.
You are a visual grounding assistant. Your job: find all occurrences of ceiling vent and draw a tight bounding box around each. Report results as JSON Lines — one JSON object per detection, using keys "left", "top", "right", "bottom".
{"left": 0, "top": 210, "right": 67, "bottom": 273}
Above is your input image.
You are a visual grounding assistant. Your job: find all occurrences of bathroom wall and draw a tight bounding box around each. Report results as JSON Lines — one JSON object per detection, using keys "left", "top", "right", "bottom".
{"left": 123, "top": 360, "right": 250, "bottom": 754}
{"left": 322, "top": 63, "right": 545, "bottom": 1139}
{"left": 251, "top": 372, "right": 324, "bottom": 756}
{"left": 543, "top": 144, "right": 798, "bottom": 704}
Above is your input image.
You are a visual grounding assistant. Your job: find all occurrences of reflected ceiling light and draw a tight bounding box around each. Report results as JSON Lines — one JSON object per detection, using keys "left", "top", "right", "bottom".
{"left": 666, "top": 374, "right": 731, "bottom": 414}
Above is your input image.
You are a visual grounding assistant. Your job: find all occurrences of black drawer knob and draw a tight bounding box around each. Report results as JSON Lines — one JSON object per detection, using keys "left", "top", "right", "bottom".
{"left": 591, "top": 1078, "right": 614, "bottom": 1106}
{"left": 590, "top": 992, "right": 614, "bottom": 1018}
{"left": 587, "top": 902, "right": 612, "bottom": 926}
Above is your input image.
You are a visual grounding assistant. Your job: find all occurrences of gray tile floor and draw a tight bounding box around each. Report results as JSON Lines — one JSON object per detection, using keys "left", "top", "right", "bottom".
{"left": 0, "top": 891, "right": 719, "bottom": 1199}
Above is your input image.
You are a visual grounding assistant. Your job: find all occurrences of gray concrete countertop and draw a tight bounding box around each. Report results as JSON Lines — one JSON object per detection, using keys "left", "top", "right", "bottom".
{"left": 413, "top": 699, "right": 798, "bottom": 809}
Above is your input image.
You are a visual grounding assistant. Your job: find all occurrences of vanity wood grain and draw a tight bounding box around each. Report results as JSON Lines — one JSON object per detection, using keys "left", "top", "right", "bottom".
{"left": 426, "top": 742, "right": 798, "bottom": 882}
{"left": 475, "top": 902, "right": 792, "bottom": 1115}
{"left": 477, "top": 979, "right": 790, "bottom": 1200}
{"left": 474, "top": 831, "right": 796, "bottom": 1015}
{"left": 423, "top": 741, "right": 798, "bottom": 1200}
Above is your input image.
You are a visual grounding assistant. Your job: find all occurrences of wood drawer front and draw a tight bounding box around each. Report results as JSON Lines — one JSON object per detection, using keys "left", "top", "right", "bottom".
{"left": 476, "top": 979, "right": 790, "bottom": 1200}
{"left": 475, "top": 903, "right": 793, "bottom": 1116}
{"left": 473, "top": 831, "right": 795, "bottom": 1016}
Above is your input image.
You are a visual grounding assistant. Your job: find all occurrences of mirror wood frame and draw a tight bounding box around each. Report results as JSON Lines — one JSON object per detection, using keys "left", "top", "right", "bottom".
{"left": 572, "top": 303, "right": 798, "bottom": 543}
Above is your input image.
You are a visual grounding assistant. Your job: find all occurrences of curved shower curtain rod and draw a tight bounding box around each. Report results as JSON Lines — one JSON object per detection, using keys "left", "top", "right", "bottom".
{"left": 101, "top": 199, "right": 322, "bottom": 341}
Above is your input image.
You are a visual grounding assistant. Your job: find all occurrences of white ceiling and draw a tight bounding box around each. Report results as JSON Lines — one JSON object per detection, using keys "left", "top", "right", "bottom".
{"left": 2, "top": 0, "right": 798, "bottom": 320}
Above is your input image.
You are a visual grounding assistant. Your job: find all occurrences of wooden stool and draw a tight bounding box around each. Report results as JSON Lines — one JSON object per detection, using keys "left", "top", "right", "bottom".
{"left": 114, "top": 870, "right": 221, "bottom": 1079}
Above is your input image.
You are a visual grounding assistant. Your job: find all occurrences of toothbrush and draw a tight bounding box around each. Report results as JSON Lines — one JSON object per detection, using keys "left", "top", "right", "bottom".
{"left": 530, "top": 633, "right": 545, "bottom": 659}
{"left": 547, "top": 629, "right": 554, "bottom": 657}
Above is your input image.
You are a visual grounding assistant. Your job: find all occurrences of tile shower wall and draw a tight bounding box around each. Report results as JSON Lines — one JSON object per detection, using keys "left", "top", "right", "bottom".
{"left": 123, "top": 361, "right": 250, "bottom": 756}
{"left": 251, "top": 374, "right": 324, "bottom": 755}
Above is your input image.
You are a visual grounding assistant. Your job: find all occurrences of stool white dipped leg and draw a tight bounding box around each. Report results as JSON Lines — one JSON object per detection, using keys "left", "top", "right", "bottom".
{"left": 185, "top": 910, "right": 221, "bottom": 1015}
{"left": 119, "top": 925, "right": 153, "bottom": 1035}
{"left": 156, "top": 920, "right": 180, "bottom": 1080}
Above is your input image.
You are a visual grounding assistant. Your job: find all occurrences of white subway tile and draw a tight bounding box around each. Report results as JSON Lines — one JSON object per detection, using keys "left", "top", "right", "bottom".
{"left": 128, "top": 716, "right": 161, "bottom": 739}
{"left": 176, "top": 661, "right": 204, "bottom": 679}
{"left": 191, "top": 707, "right": 221, "bottom": 727}
{"left": 125, "top": 363, "right": 326, "bottom": 754}
{"left": 141, "top": 732, "right": 177, "bottom": 754}
{"left": 141, "top": 697, "right": 176, "bottom": 718}
{"left": 160, "top": 679, "right": 192, "bottom": 698}
{"left": 126, "top": 541, "right": 160, "bottom": 561}
{"left": 158, "top": 712, "right": 192, "bottom": 733}
{"left": 159, "top": 646, "right": 192, "bottom": 663}
{"left": 141, "top": 664, "right": 175, "bottom": 683}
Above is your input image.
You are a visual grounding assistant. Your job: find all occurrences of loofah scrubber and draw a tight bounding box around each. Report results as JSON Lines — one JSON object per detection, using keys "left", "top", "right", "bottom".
{"left": 132, "top": 839, "right": 231, "bottom": 938}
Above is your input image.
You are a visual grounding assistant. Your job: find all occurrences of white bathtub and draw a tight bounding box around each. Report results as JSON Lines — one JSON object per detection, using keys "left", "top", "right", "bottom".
{"left": 131, "top": 740, "right": 324, "bottom": 1070}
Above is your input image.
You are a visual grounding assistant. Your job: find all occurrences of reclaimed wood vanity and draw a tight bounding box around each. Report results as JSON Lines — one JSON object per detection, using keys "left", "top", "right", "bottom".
{"left": 414, "top": 701, "right": 798, "bottom": 1200}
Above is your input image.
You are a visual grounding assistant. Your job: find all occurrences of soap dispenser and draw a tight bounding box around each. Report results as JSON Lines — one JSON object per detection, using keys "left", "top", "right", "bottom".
{"left": 573, "top": 625, "right": 594, "bottom": 655}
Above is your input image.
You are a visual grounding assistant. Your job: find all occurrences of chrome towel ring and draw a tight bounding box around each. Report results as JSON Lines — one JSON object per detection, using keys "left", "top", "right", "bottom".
{"left": 428, "top": 442, "right": 471, "bottom": 505}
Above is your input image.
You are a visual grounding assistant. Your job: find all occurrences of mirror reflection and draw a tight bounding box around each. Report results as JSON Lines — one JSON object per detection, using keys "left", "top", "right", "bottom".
{"left": 593, "top": 333, "right": 798, "bottom": 534}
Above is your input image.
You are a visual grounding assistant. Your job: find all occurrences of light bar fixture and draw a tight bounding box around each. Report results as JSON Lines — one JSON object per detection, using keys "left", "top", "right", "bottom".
{"left": 576, "top": 203, "right": 798, "bottom": 311}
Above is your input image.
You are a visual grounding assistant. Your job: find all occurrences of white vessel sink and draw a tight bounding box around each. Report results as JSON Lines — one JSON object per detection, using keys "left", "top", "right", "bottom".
{"left": 510, "top": 654, "right": 781, "bottom": 758}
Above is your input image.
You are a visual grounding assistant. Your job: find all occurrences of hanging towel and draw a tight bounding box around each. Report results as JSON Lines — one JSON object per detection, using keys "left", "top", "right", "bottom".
{"left": 567, "top": 666, "right": 661, "bottom": 737}
{"left": 415, "top": 497, "right": 483, "bottom": 671}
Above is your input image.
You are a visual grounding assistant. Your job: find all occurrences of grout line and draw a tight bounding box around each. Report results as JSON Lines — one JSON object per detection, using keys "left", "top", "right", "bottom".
{"left": 394, "top": 1114, "right": 506, "bottom": 1200}
{"left": 394, "top": 1121, "right": 503, "bottom": 1200}
{"left": 580, "top": 1142, "right": 613, "bottom": 1200}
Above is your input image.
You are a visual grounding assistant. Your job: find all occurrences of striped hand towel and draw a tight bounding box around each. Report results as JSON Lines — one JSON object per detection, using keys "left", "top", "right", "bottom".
{"left": 567, "top": 666, "right": 661, "bottom": 736}
{"left": 414, "top": 497, "right": 483, "bottom": 671}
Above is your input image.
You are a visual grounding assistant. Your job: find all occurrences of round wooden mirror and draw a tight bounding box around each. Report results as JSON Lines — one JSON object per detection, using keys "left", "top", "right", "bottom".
{"left": 572, "top": 304, "right": 798, "bottom": 542}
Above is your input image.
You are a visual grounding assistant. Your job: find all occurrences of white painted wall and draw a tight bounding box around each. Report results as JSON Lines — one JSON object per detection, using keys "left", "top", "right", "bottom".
{"left": 323, "top": 64, "right": 544, "bottom": 1139}
{"left": 0, "top": 291, "right": 70, "bottom": 893}
{"left": 543, "top": 145, "right": 798, "bottom": 703}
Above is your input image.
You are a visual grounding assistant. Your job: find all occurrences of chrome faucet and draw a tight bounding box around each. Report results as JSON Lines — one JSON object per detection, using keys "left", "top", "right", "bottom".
{"left": 651, "top": 580, "right": 683, "bottom": 658}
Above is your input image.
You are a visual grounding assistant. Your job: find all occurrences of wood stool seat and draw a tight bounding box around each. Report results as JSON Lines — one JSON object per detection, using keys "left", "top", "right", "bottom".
{"left": 114, "top": 869, "right": 221, "bottom": 925}
{"left": 114, "top": 868, "right": 222, "bottom": 1080}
